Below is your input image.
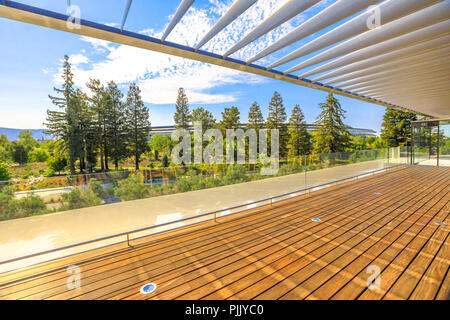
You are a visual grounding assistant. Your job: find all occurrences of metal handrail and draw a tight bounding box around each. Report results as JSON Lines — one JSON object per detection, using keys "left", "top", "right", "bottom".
{"left": 0, "top": 163, "right": 406, "bottom": 266}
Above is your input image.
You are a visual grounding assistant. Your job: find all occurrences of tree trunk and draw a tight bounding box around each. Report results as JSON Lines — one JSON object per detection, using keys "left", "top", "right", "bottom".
{"left": 99, "top": 135, "right": 104, "bottom": 172}
{"left": 104, "top": 143, "right": 109, "bottom": 171}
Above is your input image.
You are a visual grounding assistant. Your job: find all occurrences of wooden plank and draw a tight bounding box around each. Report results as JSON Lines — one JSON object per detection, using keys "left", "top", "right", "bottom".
{"left": 27, "top": 167, "right": 411, "bottom": 300}
{"left": 0, "top": 166, "right": 448, "bottom": 300}
{"left": 409, "top": 230, "right": 450, "bottom": 300}
{"left": 0, "top": 166, "right": 406, "bottom": 289}
{"left": 305, "top": 177, "right": 449, "bottom": 299}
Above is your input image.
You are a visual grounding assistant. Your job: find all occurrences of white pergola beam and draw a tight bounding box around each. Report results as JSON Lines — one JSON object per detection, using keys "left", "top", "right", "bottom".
{"left": 222, "top": 0, "right": 320, "bottom": 57}
{"left": 312, "top": 34, "right": 450, "bottom": 83}
{"left": 342, "top": 66, "right": 450, "bottom": 92}
{"left": 195, "top": 0, "right": 257, "bottom": 50}
{"left": 161, "top": 0, "right": 195, "bottom": 41}
{"left": 352, "top": 74, "right": 450, "bottom": 95}
{"left": 120, "top": 0, "right": 133, "bottom": 32}
{"left": 323, "top": 45, "right": 450, "bottom": 86}
{"left": 269, "top": 0, "right": 444, "bottom": 70}
{"left": 246, "top": 0, "right": 383, "bottom": 64}
{"left": 336, "top": 58, "right": 449, "bottom": 88}
{"left": 284, "top": 1, "right": 450, "bottom": 73}
{"left": 359, "top": 82, "right": 450, "bottom": 97}
{"left": 298, "top": 20, "right": 450, "bottom": 79}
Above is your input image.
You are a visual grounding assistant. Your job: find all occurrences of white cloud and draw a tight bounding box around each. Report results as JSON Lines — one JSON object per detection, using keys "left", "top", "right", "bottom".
{"left": 69, "top": 53, "right": 89, "bottom": 66}
{"left": 55, "top": 0, "right": 310, "bottom": 105}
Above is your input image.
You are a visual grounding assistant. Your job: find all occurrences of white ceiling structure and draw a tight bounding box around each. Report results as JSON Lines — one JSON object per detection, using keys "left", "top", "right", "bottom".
{"left": 0, "top": 0, "right": 449, "bottom": 118}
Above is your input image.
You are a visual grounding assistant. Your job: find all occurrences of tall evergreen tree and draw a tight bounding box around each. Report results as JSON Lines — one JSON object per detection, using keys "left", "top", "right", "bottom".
{"left": 220, "top": 106, "right": 240, "bottom": 134}
{"left": 174, "top": 87, "right": 191, "bottom": 129}
{"left": 381, "top": 108, "right": 417, "bottom": 147}
{"left": 46, "top": 55, "right": 80, "bottom": 175}
{"left": 104, "top": 81, "right": 127, "bottom": 170}
{"left": 74, "top": 89, "right": 98, "bottom": 173}
{"left": 313, "top": 93, "right": 349, "bottom": 154}
{"left": 266, "top": 91, "right": 288, "bottom": 156}
{"left": 86, "top": 78, "right": 108, "bottom": 171}
{"left": 124, "top": 83, "right": 151, "bottom": 170}
{"left": 287, "top": 105, "right": 312, "bottom": 157}
{"left": 247, "top": 102, "right": 265, "bottom": 132}
{"left": 190, "top": 107, "right": 216, "bottom": 133}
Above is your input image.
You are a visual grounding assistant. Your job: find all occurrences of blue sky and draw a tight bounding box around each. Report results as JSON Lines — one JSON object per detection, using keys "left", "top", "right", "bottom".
{"left": 0, "top": 0, "right": 387, "bottom": 133}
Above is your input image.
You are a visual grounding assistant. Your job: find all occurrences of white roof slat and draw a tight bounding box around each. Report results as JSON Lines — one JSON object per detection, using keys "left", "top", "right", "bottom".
{"left": 246, "top": 0, "right": 383, "bottom": 65}
{"left": 269, "top": 0, "right": 444, "bottom": 70}
{"left": 323, "top": 45, "right": 450, "bottom": 86}
{"left": 297, "top": 19, "right": 450, "bottom": 79}
{"left": 222, "top": 0, "right": 320, "bottom": 57}
{"left": 284, "top": 0, "right": 450, "bottom": 74}
{"left": 312, "top": 34, "right": 450, "bottom": 83}
{"left": 195, "top": 0, "right": 257, "bottom": 50}
{"left": 161, "top": 0, "right": 195, "bottom": 41}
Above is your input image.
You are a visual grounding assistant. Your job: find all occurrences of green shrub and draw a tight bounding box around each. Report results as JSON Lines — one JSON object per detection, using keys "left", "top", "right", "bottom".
{"left": 28, "top": 148, "right": 49, "bottom": 162}
{"left": 0, "top": 187, "right": 47, "bottom": 220}
{"left": 61, "top": 188, "right": 102, "bottom": 210}
{"left": 114, "top": 175, "right": 149, "bottom": 201}
{"left": 47, "top": 156, "right": 68, "bottom": 175}
{"left": 162, "top": 155, "right": 169, "bottom": 168}
{"left": 277, "top": 162, "right": 302, "bottom": 176}
{"left": 88, "top": 178, "right": 104, "bottom": 197}
{"left": 0, "top": 162, "right": 11, "bottom": 181}
{"left": 43, "top": 168, "right": 55, "bottom": 177}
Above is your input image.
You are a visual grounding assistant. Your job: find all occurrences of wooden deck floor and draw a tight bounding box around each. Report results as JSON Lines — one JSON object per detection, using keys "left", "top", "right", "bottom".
{"left": 0, "top": 166, "right": 448, "bottom": 300}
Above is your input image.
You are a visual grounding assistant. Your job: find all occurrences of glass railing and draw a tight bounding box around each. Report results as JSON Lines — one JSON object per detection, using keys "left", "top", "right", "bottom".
{"left": 0, "top": 147, "right": 408, "bottom": 272}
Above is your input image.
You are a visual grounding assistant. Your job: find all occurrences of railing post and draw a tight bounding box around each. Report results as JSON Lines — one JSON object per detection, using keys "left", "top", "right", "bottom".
{"left": 127, "top": 233, "right": 131, "bottom": 247}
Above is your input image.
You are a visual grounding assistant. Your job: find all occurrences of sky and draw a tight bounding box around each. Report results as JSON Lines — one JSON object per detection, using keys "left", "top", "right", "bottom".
{"left": 0, "top": 0, "right": 387, "bottom": 133}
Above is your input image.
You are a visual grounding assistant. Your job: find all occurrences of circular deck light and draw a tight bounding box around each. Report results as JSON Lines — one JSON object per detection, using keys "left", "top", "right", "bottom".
{"left": 312, "top": 218, "right": 321, "bottom": 222}
{"left": 140, "top": 283, "right": 157, "bottom": 294}
{"left": 374, "top": 192, "right": 382, "bottom": 195}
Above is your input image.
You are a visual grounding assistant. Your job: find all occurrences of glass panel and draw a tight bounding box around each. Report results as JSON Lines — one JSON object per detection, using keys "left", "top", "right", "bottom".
{"left": 0, "top": 147, "right": 404, "bottom": 272}
{"left": 439, "top": 121, "right": 450, "bottom": 166}
{"left": 412, "top": 126, "right": 431, "bottom": 165}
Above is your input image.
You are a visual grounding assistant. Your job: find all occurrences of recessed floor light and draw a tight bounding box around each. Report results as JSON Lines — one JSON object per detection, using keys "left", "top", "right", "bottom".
{"left": 312, "top": 218, "right": 321, "bottom": 222}
{"left": 374, "top": 192, "right": 382, "bottom": 195}
{"left": 435, "top": 222, "right": 448, "bottom": 226}
{"left": 140, "top": 283, "right": 157, "bottom": 294}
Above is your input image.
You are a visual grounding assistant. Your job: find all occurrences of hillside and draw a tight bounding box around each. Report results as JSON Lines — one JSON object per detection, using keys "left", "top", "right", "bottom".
{"left": 0, "top": 127, "right": 50, "bottom": 141}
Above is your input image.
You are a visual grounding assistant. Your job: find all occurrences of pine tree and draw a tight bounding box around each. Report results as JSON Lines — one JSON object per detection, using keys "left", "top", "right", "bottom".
{"left": 46, "top": 55, "right": 80, "bottom": 175}
{"left": 220, "top": 106, "right": 240, "bottom": 134}
{"left": 266, "top": 91, "right": 288, "bottom": 157}
{"left": 104, "top": 81, "right": 127, "bottom": 170}
{"left": 190, "top": 107, "right": 216, "bottom": 133}
{"left": 124, "top": 83, "right": 151, "bottom": 170}
{"left": 247, "top": 102, "right": 265, "bottom": 132}
{"left": 381, "top": 108, "right": 417, "bottom": 147}
{"left": 86, "top": 78, "right": 108, "bottom": 171}
{"left": 287, "top": 105, "right": 312, "bottom": 157}
{"left": 313, "top": 93, "right": 349, "bottom": 154}
{"left": 75, "top": 89, "right": 98, "bottom": 173}
{"left": 174, "top": 87, "right": 191, "bottom": 129}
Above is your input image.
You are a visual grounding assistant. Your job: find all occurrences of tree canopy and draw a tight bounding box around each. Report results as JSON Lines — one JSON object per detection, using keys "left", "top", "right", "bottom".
{"left": 381, "top": 108, "right": 417, "bottom": 147}
{"left": 313, "top": 93, "right": 350, "bottom": 154}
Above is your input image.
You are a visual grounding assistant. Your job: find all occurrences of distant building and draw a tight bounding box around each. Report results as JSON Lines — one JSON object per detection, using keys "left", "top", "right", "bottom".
{"left": 150, "top": 124, "right": 377, "bottom": 137}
